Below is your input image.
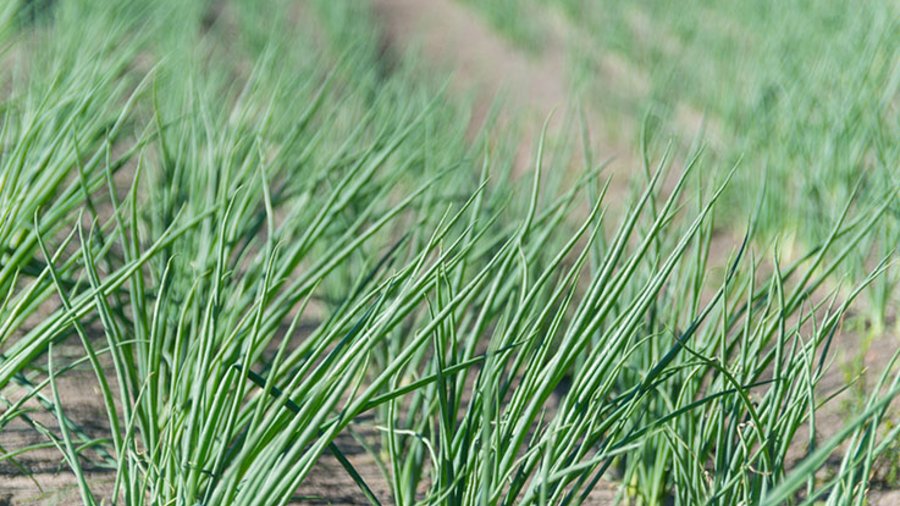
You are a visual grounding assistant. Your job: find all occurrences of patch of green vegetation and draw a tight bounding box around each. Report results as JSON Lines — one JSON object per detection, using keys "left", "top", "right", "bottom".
{"left": 549, "top": 0, "right": 900, "bottom": 331}
{"left": 0, "top": 0, "right": 896, "bottom": 505}
{"left": 458, "top": 0, "right": 546, "bottom": 52}
{"left": 878, "top": 419, "right": 900, "bottom": 489}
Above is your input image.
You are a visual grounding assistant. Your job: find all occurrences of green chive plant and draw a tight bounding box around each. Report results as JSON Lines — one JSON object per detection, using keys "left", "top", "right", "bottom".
{"left": 0, "top": 1, "right": 896, "bottom": 505}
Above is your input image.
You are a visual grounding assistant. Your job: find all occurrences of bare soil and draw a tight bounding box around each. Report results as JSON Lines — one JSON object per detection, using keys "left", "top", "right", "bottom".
{"left": 371, "top": 0, "right": 638, "bottom": 197}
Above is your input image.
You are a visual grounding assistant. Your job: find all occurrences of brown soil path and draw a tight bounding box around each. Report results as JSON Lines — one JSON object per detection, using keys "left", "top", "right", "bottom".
{"left": 373, "top": 0, "right": 568, "bottom": 131}
{"left": 372, "top": 0, "right": 637, "bottom": 193}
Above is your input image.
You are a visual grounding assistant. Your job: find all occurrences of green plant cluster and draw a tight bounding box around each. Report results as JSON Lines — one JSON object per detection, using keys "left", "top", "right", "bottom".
{"left": 0, "top": 1, "right": 896, "bottom": 505}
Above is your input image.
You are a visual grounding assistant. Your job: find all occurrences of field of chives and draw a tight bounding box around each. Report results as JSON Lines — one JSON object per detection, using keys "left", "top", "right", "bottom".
{"left": 0, "top": 0, "right": 897, "bottom": 504}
